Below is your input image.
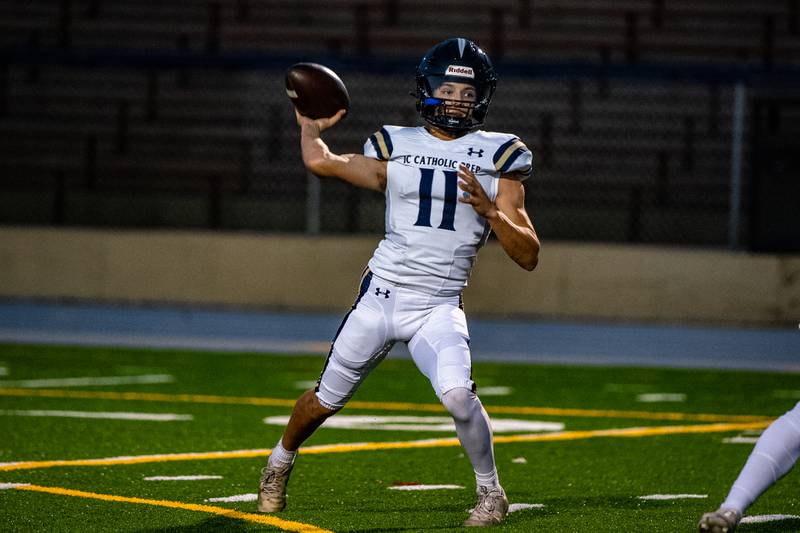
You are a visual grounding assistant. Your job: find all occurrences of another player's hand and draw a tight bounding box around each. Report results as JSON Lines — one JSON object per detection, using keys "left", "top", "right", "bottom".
{"left": 295, "top": 108, "right": 347, "bottom": 134}
{"left": 458, "top": 164, "right": 497, "bottom": 219}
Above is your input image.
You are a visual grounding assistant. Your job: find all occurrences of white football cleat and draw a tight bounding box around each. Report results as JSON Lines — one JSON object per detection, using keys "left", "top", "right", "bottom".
{"left": 698, "top": 508, "right": 742, "bottom": 533}
{"left": 464, "top": 485, "right": 509, "bottom": 527}
{"left": 257, "top": 461, "right": 293, "bottom": 513}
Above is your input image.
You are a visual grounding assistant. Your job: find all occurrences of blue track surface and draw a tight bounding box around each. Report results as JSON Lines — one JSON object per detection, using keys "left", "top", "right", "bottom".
{"left": 0, "top": 301, "right": 798, "bottom": 372}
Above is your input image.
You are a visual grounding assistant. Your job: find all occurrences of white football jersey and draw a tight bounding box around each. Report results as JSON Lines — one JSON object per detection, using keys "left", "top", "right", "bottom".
{"left": 363, "top": 125, "right": 532, "bottom": 296}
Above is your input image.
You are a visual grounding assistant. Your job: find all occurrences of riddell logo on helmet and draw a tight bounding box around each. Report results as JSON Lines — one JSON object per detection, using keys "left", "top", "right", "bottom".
{"left": 446, "top": 65, "right": 474, "bottom": 78}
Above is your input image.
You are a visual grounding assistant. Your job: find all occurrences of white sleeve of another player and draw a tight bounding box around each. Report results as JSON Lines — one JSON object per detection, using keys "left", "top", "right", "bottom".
{"left": 492, "top": 137, "right": 533, "bottom": 181}
{"left": 721, "top": 400, "right": 800, "bottom": 513}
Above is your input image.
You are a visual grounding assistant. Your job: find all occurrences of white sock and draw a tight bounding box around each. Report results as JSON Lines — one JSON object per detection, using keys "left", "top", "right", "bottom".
{"left": 722, "top": 402, "right": 800, "bottom": 514}
{"left": 475, "top": 468, "right": 500, "bottom": 489}
{"left": 268, "top": 439, "right": 297, "bottom": 467}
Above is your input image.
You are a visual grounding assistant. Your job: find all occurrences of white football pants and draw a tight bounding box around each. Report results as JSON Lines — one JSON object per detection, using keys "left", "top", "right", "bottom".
{"left": 315, "top": 270, "right": 474, "bottom": 410}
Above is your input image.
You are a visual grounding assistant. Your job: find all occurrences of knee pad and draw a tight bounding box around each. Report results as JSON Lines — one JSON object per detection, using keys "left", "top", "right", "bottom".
{"left": 441, "top": 387, "right": 480, "bottom": 423}
{"left": 316, "top": 342, "right": 392, "bottom": 410}
{"left": 315, "top": 346, "right": 361, "bottom": 410}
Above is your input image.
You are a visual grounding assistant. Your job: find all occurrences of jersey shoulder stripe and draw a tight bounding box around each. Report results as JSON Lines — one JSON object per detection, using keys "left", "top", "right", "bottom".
{"left": 368, "top": 127, "right": 394, "bottom": 160}
{"left": 493, "top": 137, "right": 528, "bottom": 173}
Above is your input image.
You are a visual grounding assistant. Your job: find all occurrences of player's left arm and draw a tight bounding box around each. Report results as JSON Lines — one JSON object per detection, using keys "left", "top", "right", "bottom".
{"left": 457, "top": 165, "right": 540, "bottom": 271}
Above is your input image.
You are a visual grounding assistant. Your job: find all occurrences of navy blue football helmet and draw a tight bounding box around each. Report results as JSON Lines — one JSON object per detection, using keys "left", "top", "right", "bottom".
{"left": 415, "top": 38, "right": 498, "bottom": 134}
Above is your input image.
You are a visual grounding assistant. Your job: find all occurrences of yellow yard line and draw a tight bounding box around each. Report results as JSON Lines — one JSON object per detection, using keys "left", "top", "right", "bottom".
{"left": 0, "top": 388, "right": 296, "bottom": 408}
{"left": 492, "top": 420, "right": 774, "bottom": 444}
{"left": 8, "top": 484, "right": 332, "bottom": 533}
{"left": 0, "top": 420, "right": 772, "bottom": 473}
{"left": 486, "top": 405, "right": 769, "bottom": 423}
{"left": 0, "top": 449, "right": 273, "bottom": 472}
{"left": 0, "top": 387, "right": 770, "bottom": 423}
{"left": 297, "top": 420, "right": 774, "bottom": 452}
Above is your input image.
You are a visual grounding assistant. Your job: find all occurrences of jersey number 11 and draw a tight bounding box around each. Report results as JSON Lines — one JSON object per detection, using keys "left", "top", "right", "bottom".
{"left": 413, "top": 168, "right": 458, "bottom": 232}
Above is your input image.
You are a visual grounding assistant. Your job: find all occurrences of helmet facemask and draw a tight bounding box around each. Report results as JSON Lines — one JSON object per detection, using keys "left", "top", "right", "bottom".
{"left": 414, "top": 39, "right": 497, "bottom": 135}
{"left": 417, "top": 77, "right": 491, "bottom": 134}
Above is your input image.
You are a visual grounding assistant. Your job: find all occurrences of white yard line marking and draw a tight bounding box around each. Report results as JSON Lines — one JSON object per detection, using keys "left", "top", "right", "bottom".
{"left": 638, "top": 494, "right": 707, "bottom": 500}
{"left": 723, "top": 436, "right": 760, "bottom": 444}
{"left": 741, "top": 514, "right": 800, "bottom": 524}
{"left": 636, "top": 393, "right": 687, "bottom": 403}
{"left": 0, "top": 410, "right": 192, "bottom": 422}
{"left": 388, "top": 484, "right": 464, "bottom": 491}
{"left": 509, "top": 503, "right": 544, "bottom": 512}
{"left": 144, "top": 475, "right": 222, "bottom": 481}
{"left": 479, "top": 386, "right": 513, "bottom": 396}
{"left": 0, "top": 449, "right": 271, "bottom": 471}
{"left": 0, "top": 374, "right": 174, "bottom": 388}
{"left": 206, "top": 493, "right": 257, "bottom": 503}
{"left": 512, "top": 457, "right": 527, "bottom": 464}
{"left": 264, "top": 415, "right": 564, "bottom": 433}
{"left": 293, "top": 380, "right": 318, "bottom": 390}
{"left": 0, "top": 483, "right": 30, "bottom": 489}
{"left": 0, "top": 367, "right": 7, "bottom": 377}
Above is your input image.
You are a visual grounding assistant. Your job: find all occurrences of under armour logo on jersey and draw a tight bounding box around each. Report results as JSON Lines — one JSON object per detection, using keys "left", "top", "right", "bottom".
{"left": 375, "top": 288, "right": 391, "bottom": 298}
{"left": 467, "top": 147, "right": 484, "bottom": 157}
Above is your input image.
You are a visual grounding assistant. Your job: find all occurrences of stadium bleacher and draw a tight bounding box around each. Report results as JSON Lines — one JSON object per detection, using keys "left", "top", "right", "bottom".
{"left": 1, "top": 0, "right": 798, "bottom": 244}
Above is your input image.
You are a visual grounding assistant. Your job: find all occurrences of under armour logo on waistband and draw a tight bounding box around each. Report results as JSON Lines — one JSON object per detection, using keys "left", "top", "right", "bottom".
{"left": 375, "top": 288, "right": 391, "bottom": 298}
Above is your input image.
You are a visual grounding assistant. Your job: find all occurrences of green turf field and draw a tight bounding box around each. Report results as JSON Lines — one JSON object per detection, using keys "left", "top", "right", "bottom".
{"left": 1, "top": 343, "right": 799, "bottom": 532}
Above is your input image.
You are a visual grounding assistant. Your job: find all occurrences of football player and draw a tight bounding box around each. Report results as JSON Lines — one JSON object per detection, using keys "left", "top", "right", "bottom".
{"left": 258, "top": 37, "right": 540, "bottom": 527}
{"left": 699, "top": 401, "right": 800, "bottom": 532}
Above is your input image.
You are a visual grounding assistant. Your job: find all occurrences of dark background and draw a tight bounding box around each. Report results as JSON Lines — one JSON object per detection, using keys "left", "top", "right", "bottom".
{"left": 1, "top": 0, "right": 799, "bottom": 250}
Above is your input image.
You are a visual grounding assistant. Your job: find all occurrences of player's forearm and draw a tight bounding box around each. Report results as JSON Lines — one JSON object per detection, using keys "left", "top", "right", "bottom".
{"left": 300, "top": 122, "right": 343, "bottom": 177}
{"left": 486, "top": 210, "right": 540, "bottom": 271}
{"left": 299, "top": 124, "right": 385, "bottom": 192}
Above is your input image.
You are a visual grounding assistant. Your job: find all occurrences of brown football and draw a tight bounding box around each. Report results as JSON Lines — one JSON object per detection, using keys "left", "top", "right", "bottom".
{"left": 285, "top": 63, "right": 350, "bottom": 120}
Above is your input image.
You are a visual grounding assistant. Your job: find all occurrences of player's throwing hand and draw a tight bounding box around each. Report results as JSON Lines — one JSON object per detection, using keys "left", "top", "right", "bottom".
{"left": 294, "top": 108, "right": 347, "bottom": 133}
{"left": 457, "top": 164, "right": 497, "bottom": 219}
